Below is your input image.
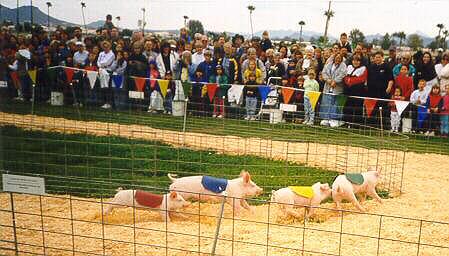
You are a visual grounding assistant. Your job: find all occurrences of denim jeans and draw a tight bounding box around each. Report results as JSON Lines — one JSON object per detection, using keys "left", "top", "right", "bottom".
{"left": 319, "top": 94, "right": 342, "bottom": 120}
{"left": 304, "top": 96, "right": 314, "bottom": 122}
{"left": 441, "top": 115, "right": 449, "bottom": 135}
{"left": 246, "top": 96, "right": 257, "bottom": 116}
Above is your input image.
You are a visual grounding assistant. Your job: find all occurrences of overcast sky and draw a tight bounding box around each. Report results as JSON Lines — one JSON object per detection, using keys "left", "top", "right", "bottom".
{"left": 2, "top": 0, "right": 448, "bottom": 37}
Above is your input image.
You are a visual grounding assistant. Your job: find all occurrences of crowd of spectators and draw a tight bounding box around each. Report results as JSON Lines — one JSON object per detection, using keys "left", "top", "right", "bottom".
{"left": 1, "top": 15, "right": 449, "bottom": 136}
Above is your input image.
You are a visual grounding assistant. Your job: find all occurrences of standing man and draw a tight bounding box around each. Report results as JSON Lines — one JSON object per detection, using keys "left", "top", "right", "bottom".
{"left": 103, "top": 14, "right": 114, "bottom": 31}
{"left": 339, "top": 33, "right": 352, "bottom": 53}
{"left": 367, "top": 51, "right": 394, "bottom": 127}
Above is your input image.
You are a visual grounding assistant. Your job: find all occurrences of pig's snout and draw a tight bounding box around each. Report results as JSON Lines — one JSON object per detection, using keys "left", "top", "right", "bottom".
{"left": 256, "top": 187, "right": 263, "bottom": 195}
{"left": 183, "top": 201, "right": 191, "bottom": 207}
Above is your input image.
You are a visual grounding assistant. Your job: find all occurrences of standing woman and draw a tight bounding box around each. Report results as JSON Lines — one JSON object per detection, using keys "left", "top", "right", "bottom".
{"left": 435, "top": 52, "right": 449, "bottom": 95}
{"left": 320, "top": 53, "right": 347, "bottom": 127}
{"left": 97, "top": 41, "right": 115, "bottom": 109}
{"left": 110, "top": 50, "right": 127, "bottom": 110}
{"left": 415, "top": 52, "right": 438, "bottom": 93}
{"left": 156, "top": 41, "right": 179, "bottom": 78}
{"left": 343, "top": 55, "right": 368, "bottom": 124}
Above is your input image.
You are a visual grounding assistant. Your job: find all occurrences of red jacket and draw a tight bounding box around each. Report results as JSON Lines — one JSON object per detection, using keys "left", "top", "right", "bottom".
{"left": 344, "top": 67, "right": 368, "bottom": 87}
{"left": 393, "top": 74, "right": 413, "bottom": 100}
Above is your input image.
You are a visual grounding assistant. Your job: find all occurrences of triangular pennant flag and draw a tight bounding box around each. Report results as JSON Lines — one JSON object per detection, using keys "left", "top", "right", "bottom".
{"left": 364, "top": 99, "right": 378, "bottom": 118}
{"left": 10, "top": 71, "right": 19, "bottom": 89}
{"left": 336, "top": 95, "right": 348, "bottom": 108}
{"left": 173, "top": 80, "right": 185, "bottom": 101}
{"left": 395, "top": 100, "right": 409, "bottom": 117}
{"left": 258, "top": 86, "right": 271, "bottom": 103}
{"left": 158, "top": 79, "right": 169, "bottom": 98}
{"left": 134, "top": 77, "right": 147, "bottom": 92}
{"left": 28, "top": 70, "right": 37, "bottom": 84}
{"left": 112, "top": 74, "right": 124, "bottom": 89}
{"left": 150, "top": 78, "right": 157, "bottom": 90}
{"left": 65, "top": 68, "right": 75, "bottom": 83}
{"left": 281, "top": 87, "right": 295, "bottom": 104}
{"left": 182, "top": 81, "right": 192, "bottom": 97}
{"left": 86, "top": 70, "right": 98, "bottom": 89}
{"left": 306, "top": 91, "right": 321, "bottom": 111}
{"left": 417, "top": 106, "right": 429, "bottom": 128}
{"left": 207, "top": 83, "right": 219, "bottom": 102}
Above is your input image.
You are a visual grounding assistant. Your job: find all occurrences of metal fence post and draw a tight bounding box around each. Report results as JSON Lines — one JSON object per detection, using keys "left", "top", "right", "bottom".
{"left": 211, "top": 192, "right": 227, "bottom": 256}
{"left": 9, "top": 192, "right": 18, "bottom": 256}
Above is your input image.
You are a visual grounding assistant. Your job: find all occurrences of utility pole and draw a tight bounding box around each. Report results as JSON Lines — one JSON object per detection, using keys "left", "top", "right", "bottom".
{"left": 16, "top": 0, "right": 19, "bottom": 29}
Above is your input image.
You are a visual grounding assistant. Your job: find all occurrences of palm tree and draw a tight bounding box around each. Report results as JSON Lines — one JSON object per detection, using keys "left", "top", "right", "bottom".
{"left": 247, "top": 5, "right": 255, "bottom": 38}
{"left": 443, "top": 30, "right": 449, "bottom": 49}
{"left": 323, "top": 1, "right": 334, "bottom": 43}
{"left": 298, "top": 21, "right": 305, "bottom": 42}
{"left": 397, "top": 31, "right": 406, "bottom": 47}
{"left": 46, "top": 2, "right": 52, "bottom": 28}
{"left": 183, "top": 15, "right": 189, "bottom": 27}
{"left": 437, "top": 24, "right": 445, "bottom": 38}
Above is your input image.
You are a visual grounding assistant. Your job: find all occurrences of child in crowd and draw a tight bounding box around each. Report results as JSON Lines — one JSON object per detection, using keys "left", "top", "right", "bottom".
{"left": 209, "top": 65, "right": 228, "bottom": 118}
{"left": 163, "top": 71, "right": 176, "bottom": 115}
{"left": 441, "top": 84, "right": 449, "bottom": 137}
{"left": 243, "top": 60, "right": 263, "bottom": 85}
{"left": 243, "top": 72, "right": 259, "bottom": 120}
{"left": 190, "top": 67, "right": 206, "bottom": 115}
{"left": 425, "top": 85, "right": 443, "bottom": 136}
{"left": 410, "top": 79, "right": 429, "bottom": 133}
{"left": 393, "top": 65, "right": 413, "bottom": 100}
{"left": 302, "top": 70, "right": 320, "bottom": 125}
{"left": 389, "top": 87, "right": 405, "bottom": 132}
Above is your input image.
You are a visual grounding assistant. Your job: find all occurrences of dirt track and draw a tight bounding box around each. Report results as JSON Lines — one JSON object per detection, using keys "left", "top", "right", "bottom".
{"left": 1, "top": 112, "right": 449, "bottom": 255}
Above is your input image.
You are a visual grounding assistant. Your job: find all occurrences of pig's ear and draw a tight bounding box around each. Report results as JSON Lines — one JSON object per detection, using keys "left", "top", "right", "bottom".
{"left": 242, "top": 172, "right": 251, "bottom": 183}
{"left": 169, "top": 191, "right": 177, "bottom": 199}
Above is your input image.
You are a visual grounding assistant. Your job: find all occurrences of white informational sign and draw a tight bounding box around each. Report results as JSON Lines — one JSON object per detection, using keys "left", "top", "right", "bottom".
{"left": 129, "top": 91, "right": 144, "bottom": 99}
{"left": 2, "top": 174, "right": 45, "bottom": 195}
{"left": 0, "top": 81, "right": 7, "bottom": 88}
{"left": 280, "top": 103, "right": 297, "bottom": 112}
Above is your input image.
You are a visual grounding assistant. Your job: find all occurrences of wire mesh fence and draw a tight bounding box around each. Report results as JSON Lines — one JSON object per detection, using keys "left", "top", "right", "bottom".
{"left": 2, "top": 79, "right": 448, "bottom": 255}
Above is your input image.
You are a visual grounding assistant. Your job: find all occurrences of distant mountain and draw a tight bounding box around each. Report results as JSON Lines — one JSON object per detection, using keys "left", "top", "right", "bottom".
{"left": 86, "top": 20, "right": 104, "bottom": 29}
{"left": 0, "top": 4, "right": 77, "bottom": 27}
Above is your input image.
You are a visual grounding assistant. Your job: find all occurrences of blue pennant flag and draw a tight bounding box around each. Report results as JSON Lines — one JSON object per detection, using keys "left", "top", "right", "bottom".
{"left": 112, "top": 74, "right": 124, "bottom": 89}
{"left": 417, "top": 106, "right": 429, "bottom": 128}
{"left": 258, "top": 86, "right": 271, "bottom": 103}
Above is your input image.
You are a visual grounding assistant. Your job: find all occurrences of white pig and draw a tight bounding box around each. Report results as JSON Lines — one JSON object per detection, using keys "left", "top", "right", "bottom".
{"left": 271, "top": 182, "right": 332, "bottom": 219}
{"left": 332, "top": 168, "right": 382, "bottom": 212}
{"left": 167, "top": 171, "right": 263, "bottom": 214}
{"left": 104, "top": 188, "right": 190, "bottom": 222}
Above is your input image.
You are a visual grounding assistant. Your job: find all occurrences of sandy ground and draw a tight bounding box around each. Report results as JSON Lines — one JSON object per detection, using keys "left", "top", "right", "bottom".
{"left": 0, "top": 112, "right": 448, "bottom": 256}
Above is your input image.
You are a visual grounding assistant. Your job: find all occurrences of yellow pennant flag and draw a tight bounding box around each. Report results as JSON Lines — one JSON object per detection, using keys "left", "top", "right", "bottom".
{"left": 158, "top": 80, "right": 169, "bottom": 98}
{"left": 306, "top": 91, "right": 321, "bottom": 111}
{"left": 28, "top": 70, "right": 37, "bottom": 84}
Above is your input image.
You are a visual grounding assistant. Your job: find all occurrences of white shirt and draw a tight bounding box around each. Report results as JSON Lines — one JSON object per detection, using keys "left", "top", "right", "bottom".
{"left": 410, "top": 89, "right": 429, "bottom": 106}
{"left": 97, "top": 51, "right": 115, "bottom": 69}
{"left": 74, "top": 50, "right": 89, "bottom": 66}
{"left": 192, "top": 52, "right": 205, "bottom": 67}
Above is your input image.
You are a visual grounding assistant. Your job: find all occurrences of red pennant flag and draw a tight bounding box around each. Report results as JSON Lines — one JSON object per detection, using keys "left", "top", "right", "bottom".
{"left": 65, "top": 68, "right": 75, "bottom": 83}
{"left": 364, "top": 98, "right": 378, "bottom": 118}
{"left": 207, "top": 83, "right": 218, "bottom": 102}
{"left": 281, "top": 87, "right": 295, "bottom": 104}
{"left": 134, "top": 77, "right": 147, "bottom": 92}
{"left": 150, "top": 79, "right": 157, "bottom": 90}
{"left": 10, "top": 71, "right": 20, "bottom": 89}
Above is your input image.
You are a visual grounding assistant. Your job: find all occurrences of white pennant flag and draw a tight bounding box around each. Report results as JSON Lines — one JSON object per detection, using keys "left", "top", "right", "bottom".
{"left": 86, "top": 70, "right": 98, "bottom": 89}
{"left": 174, "top": 80, "right": 185, "bottom": 101}
{"left": 395, "top": 100, "right": 409, "bottom": 116}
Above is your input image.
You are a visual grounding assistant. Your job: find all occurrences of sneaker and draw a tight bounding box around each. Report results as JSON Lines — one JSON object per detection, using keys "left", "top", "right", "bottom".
{"left": 307, "top": 121, "right": 314, "bottom": 126}
{"left": 212, "top": 114, "right": 217, "bottom": 118}
{"left": 101, "top": 103, "right": 110, "bottom": 109}
{"left": 329, "top": 120, "right": 339, "bottom": 128}
{"left": 217, "top": 115, "right": 223, "bottom": 118}
{"left": 302, "top": 119, "right": 309, "bottom": 124}
{"left": 320, "top": 120, "right": 329, "bottom": 126}
{"left": 429, "top": 131, "right": 435, "bottom": 136}
{"left": 244, "top": 116, "right": 250, "bottom": 120}
{"left": 13, "top": 96, "right": 24, "bottom": 101}
{"left": 424, "top": 131, "right": 430, "bottom": 136}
